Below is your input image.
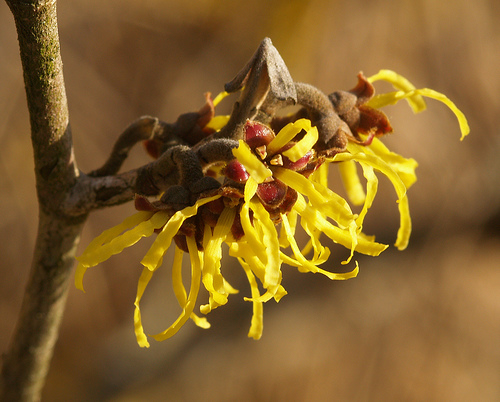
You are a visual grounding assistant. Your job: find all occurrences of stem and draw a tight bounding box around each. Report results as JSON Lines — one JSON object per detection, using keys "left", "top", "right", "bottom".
{"left": 1, "top": 1, "right": 86, "bottom": 401}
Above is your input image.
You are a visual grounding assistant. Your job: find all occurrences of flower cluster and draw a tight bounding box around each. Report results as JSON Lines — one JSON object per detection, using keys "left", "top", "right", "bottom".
{"left": 76, "top": 70, "right": 469, "bottom": 347}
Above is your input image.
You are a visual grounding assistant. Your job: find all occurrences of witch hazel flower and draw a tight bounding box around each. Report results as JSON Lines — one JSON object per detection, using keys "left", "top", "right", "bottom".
{"left": 75, "top": 69, "right": 469, "bottom": 347}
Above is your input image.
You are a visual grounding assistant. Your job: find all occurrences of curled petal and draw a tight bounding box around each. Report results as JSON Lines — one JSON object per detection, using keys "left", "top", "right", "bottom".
{"left": 293, "top": 194, "right": 388, "bottom": 256}
{"left": 412, "top": 88, "right": 469, "bottom": 140}
{"left": 338, "top": 160, "right": 365, "bottom": 206}
{"left": 249, "top": 199, "right": 281, "bottom": 291}
{"left": 232, "top": 140, "right": 273, "bottom": 183}
{"left": 151, "top": 236, "right": 203, "bottom": 341}
{"left": 273, "top": 168, "right": 355, "bottom": 229}
{"left": 281, "top": 125, "right": 318, "bottom": 162}
{"left": 367, "top": 69, "right": 426, "bottom": 112}
{"left": 333, "top": 152, "right": 407, "bottom": 200}
{"left": 229, "top": 242, "right": 287, "bottom": 303}
{"left": 212, "top": 91, "right": 230, "bottom": 106}
{"left": 298, "top": 214, "right": 331, "bottom": 265}
{"left": 134, "top": 267, "right": 155, "bottom": 348}
{"left": 366, "top": 84, "right": 469, "bottom": 141}
{"left": 200, "top": 207, "right": 237, "bottom": 314}
{"left": 141, "top": 195, "right": 220, "bottom": 271}
{"left": 281, "top": 214, "right": 357, "bottom": 280}
{"left": 205, "top": 115, "right": 230, "bottom": 131}
{"left": 395, "top": 195, "right": 412, "bottom": 250}
{"left": 76, "top": 211, "right": 167, "bottom": 291}
{"left": 237, "top": 257, "right": 264, "bottom": 340}
{"left": 267, "top": 118, "right": 314, "bottom": 156}
{"left": 172, "top": 246, "right": 211, "bottom": 329}
{"left": 352, "top": 139, "right": 418, "bottom": 188}
{"left": 333, "top": 146, "right": 414, "bottom": 250}
{"left": 355, "top": 162, "right": 378, "bottom": 231}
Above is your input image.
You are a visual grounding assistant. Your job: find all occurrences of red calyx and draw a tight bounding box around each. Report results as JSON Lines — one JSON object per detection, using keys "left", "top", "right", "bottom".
{"left": 244, "top": 121, "right": 275, "bottom": 150}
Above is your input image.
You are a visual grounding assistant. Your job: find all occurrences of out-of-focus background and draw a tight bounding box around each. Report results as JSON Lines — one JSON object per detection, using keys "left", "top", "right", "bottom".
{"left": 1, "top": 0, "right": 499, "bottom": 400}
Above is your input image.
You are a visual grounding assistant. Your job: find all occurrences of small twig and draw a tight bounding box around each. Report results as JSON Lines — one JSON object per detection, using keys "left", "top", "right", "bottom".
{"left": 89, "top": 116, "right": 163, "bottom": 177}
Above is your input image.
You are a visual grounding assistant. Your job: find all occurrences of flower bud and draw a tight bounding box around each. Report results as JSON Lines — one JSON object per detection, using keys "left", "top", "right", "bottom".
{"left": 282, "top": 150, "right": 314, "bottom": 171}
{"left": 244, "top": 121, "right": 275, "bottom": 149}
{"left": 224, "top": 160, "right": 249, "bottom": 182}
{"left": 256, "top": 179, "right": 288, "bottom": 208}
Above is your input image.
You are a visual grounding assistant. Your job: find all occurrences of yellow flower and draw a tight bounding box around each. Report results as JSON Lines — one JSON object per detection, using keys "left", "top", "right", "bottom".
{"left": 75, "top": 70, "right": 469, "bottom": 347}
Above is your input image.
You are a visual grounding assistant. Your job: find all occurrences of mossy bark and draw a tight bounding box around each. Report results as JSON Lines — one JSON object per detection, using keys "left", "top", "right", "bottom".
{"left": 1, "top": 1, "right": 87, "bottom": 401}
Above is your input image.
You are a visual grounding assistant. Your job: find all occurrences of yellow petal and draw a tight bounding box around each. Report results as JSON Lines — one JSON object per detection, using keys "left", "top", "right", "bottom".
{"left": 273, "top": 167, "right": 355, "bottom": 228}
{"left": 366, "top": 85, "right": 469, "bottom": 141}
{"left": 310, "top": 160, "right": 329, "bottom": 188}
{"left": 75, "top": 211, "right": 167, "bottom": 292}
{"left": 75, "top": 263, "right": 90, "bottom": 292}
{"left": 249, "top": 199, "right": 281, "bottom": 291}
{"left": 79, "top": 211, "right": 154, "bottom": 256}
{"left": 367, "top": 69, "right": 426, "bottom": 113}
{"left": 239, "top": 188, "right": 268, "bottom": 267}
{"left": 355, "top": 162, "right": 378, "bottom": 230}
{"left": 412, "top": 88, "right": 470, "bottom": 140}
{"left": 338, "top": 160, "right": 366, "bottom": 206}
{"left": 333, "top": 152, "right": 407, "bottom": 200}
{"left": 352, "top": 139, "right": 418, "bottom": 189}
{"left": 229, "top": 242, "right": 287, "bottom": 303}
{"left": 333, "top": 148, "right": 414, "bottom": 251}
{"left": 395, "top": 195, "right": 412, "bottom": 250}
{"left": 267, "top": 118, "right": 314, "bottom": 156}
{"left": 171, "top": 246, "right": 187, "bottom": 307}
{"left": 205, "top": 115, "right": 230, "bottom": 131}
{"left": 232, "top": 140, "right": 273, "bottom": 183}
{"left": 237, "top": 257, "right": 264, "bottom": 340}
{"left": 299, "top": 217, "right": 331, "bottom": 264}
{"left": 190, "top": 314, "right": 211, "bottom": 329}
{"left": 200, "top": 206, "right": 236, "bottom": 313}
{"left": 212, "top": 91, "right": 230, "bottom": 106}
{"left": 133, "top": 255, "right": 162, "bottom": 348}
{"left": 281, "top": 124, "right": 318, "bottom": 162}
{"left": 279, "top": 208, "right": 298, "bottom": 248}
{"left": 77, "top": 211, "right": 167, "bottom": 267}
{"left": 141, "top": 195, "right": 220, "bottom": 271}
{"left": 281, "top": 214, "right": 357, "bottom": 280}
{"left": 172, "top": 245, "right": 211, "bottom": 329}
{"left": 293, "top": 194, "right": 388, "bottom": 256}
{"left": 151, "top": 236, "right": 203, "bottom": 341}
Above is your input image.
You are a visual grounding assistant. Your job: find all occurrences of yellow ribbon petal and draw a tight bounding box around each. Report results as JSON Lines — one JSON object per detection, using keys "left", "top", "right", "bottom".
{"left": 75, "top": 211, "right": 167, "bottom": 292}
{"left": 134, "top": 267, "right": 154, "bottom": 348}
{"left": 151, "top": 236, "right": 203, "bottom": 341}
{"left": 212, "top": 91, "right": 230, "bottom": 106}
{"left": 267, "top": 118, "right": 314, "bottom": 156}
{"left": 141, "top": 195, "right": 220, "bottom": 271}
{"left": 338, "top": 160, "right": 366, "bottom": 206}
{"left": 293, "top": 194, "right": 388, "bottom": 256}
{"left": 249, "top": 199, "right": 281, "bottom": 291}
{"left": 77, "top": 211, "right": 167, "bottom": 267}
{"left": 133, "top": 255, "right": 164, "bottom": 348}
{"left": 237, "top": 257, "right": 264, "bottom": 340}
{"left": 281, "top": 124, "right": 318, "bottom": 162}
{"left": 367, "top": 69, "right": 426, "bottom": 113}
{"left": 274, "top": 167, "right": 355, "bottom": 229}
{"left": 232, "top": 140, "right": 273, "bottom": 183}
{"left": 200, "top": 207, "right": 236, "bottom": 314}
{"left": 355, "top": 162, "right": 378, "bottom": 230}
{"left": 229, "top": 242, "right": 287, "bottom": 303}
{"left": 205, "top": 115, "right": 230, "bottom": 131}
{"left": 395, "top": 195, "right": 412, "bottom": 250}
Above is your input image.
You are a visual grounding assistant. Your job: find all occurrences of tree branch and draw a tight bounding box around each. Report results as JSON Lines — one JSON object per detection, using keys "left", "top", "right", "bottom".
{"left": 1, "top": 1, "right": 86, "bottom": 401}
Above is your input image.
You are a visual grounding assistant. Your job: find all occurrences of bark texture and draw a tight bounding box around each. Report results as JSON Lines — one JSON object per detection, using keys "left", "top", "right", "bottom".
{"left": 1, "top": 1, "right": 86, "bottom": 401}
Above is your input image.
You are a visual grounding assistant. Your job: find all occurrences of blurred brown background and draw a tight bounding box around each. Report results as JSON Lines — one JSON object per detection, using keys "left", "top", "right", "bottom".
{"left": 1, "top": 0, "right": 499, "bottom": 401}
